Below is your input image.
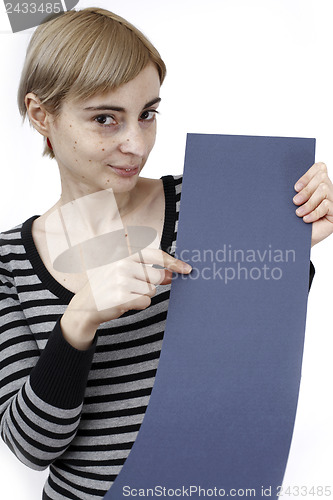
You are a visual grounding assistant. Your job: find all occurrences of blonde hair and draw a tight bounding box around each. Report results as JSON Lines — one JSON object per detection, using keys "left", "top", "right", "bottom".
{"left": 18, "top": 7, "right": 166, "bottom": 159}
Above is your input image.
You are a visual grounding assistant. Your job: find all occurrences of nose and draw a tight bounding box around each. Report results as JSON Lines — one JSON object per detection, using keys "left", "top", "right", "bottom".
{"left": 118, "top": 124, "right": 147, "bottom": 158}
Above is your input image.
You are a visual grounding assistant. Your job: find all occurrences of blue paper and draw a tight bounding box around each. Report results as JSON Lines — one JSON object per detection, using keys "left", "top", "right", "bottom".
{"left": 104, "top": 134, "right": 315, "bottom": 499}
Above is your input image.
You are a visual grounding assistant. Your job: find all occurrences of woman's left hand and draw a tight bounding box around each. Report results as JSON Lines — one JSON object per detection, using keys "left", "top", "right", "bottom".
{"left": 293, "top": 162, "right": 333, "bottom": 247}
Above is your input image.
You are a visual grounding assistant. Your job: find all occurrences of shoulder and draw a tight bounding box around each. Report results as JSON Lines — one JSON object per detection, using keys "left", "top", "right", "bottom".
{"left": 0, "top": 219, "right": 29, "bottom": 282}
{"left": 0, "top": 218, "right": 29, "bottom": 249}
{"left": 160, "top": 173, "right": 183, "bottom": 196}
{"left": 0, "top": 222, "right": 24, "bottom": 256}
{"left": 141, "top": 174, "right": 183, "bottom": 190}
{"left": 161, "top": 173, "right": 183, "bottom": 185}
{"left": 139, "top": 174, "right": 183, "bottom": 208}
{"left": 173, "top": 174, "right": 183, "bottom": 195}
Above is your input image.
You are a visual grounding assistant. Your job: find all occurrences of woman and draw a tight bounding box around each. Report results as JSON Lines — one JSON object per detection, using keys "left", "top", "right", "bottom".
{"left": 0, "top": 7, "right": 332, "bottom": 500}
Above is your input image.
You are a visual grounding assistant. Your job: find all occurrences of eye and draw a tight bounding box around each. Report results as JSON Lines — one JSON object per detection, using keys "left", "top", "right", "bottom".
{"left": 140, "top": 110, "right": 158, "bottom": 122}
{"left": 94, "top": 115, "right": 117, "bottom": 126}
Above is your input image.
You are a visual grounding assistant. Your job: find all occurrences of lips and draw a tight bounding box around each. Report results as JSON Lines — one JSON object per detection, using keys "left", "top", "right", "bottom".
{"left": 109, "top": 165, "right": 139, "bottom": 177}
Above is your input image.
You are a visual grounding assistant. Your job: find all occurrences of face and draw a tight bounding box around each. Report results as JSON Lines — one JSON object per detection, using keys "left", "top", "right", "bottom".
{"left": 46, "top": 63, "right": 161, "bottom": 199}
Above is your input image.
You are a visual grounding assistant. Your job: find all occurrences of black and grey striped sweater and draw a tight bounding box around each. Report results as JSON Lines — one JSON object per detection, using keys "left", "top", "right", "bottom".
{"left": 0, "top": 174, "right": 181, "bottom": 500}
{"left": 0, "top": 172, "right": 315, "bottom": 500}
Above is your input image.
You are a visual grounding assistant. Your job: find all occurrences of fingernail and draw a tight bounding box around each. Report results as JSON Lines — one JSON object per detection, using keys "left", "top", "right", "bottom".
{"left": 293, "top": 193, "right": 302, "bottom": 203}
{"left": 296, "top": 206, "right": 304, "bottom": 215}
{"left": 182, "top": 263, "right": 192, "bottom": 273}
{"left": 294, "top": 182, "right": 303, "bottom": 191}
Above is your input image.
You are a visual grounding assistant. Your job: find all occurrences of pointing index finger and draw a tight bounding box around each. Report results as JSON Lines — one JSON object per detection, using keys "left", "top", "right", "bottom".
{"left": 133, "top": 247, "right": 192, "bottom": 274}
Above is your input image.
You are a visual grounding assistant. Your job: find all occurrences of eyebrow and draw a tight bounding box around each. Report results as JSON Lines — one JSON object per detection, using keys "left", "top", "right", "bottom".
{"left": 83, "top": 97, "right": 161, "bottom": 112}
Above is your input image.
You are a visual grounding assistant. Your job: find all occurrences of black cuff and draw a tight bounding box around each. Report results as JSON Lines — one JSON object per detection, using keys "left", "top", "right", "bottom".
{"left": 30, "top": 318, "right": 97, "bottom": 409}
{"left": 309, "top": 260, "right": 315, "bottom": 291}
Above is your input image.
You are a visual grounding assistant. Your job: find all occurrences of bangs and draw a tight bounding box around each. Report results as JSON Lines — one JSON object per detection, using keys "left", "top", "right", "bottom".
{"left": 35, "top": 11, "right": 154, "bottom": 110}
{"left": 65, "top": 18, "right": 153, "bottom": 101}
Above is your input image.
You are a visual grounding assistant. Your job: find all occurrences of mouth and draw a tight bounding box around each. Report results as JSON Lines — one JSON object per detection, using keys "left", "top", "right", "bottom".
{"left": 108, "top": 165, "right": 140, "bottom": 177}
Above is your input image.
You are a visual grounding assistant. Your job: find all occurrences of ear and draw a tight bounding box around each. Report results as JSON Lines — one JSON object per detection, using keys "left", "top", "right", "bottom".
{"left": 25, "top": 93, "right": 52, "bottom": 137}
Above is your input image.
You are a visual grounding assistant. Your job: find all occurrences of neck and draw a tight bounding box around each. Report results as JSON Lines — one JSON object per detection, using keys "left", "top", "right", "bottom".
{"left": 40, "top": 190, "right": 132, "bottom": 261}
{"left": 39, "top": 178, "right": 142, "bottom": 245}
{"left": 59, "top": 183, "right": 137, "bottom": 219}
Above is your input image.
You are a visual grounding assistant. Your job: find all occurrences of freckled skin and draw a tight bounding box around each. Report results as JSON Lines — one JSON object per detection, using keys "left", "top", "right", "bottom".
{"left": 45, "top": 64, "right": 160, "bottom": 201}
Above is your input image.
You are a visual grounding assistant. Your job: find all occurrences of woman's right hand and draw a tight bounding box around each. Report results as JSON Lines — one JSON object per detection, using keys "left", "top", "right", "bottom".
{"left": 60, "top": 249, "right": 192, "bottom": 350}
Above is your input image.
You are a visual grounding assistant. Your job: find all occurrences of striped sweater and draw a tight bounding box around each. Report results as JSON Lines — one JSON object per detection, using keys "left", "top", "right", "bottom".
{"left": 0, "top": 172, "right": 315, "bottom": 499}
{"left": 0, "top": 174, "right": 181, "bottom": 500}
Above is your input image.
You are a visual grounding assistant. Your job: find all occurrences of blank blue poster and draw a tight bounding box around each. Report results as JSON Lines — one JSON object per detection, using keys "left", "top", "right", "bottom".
{"left": 104, "top": 134, "right": 315, "bottom": 499}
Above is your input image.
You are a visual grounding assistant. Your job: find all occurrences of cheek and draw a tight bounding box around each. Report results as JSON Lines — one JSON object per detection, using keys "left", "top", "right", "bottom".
{"left": 146, "top": 126, "right": 157, "bottom": 154}
{"left": 61, "top": 129, "right": 102, "bottom": 159}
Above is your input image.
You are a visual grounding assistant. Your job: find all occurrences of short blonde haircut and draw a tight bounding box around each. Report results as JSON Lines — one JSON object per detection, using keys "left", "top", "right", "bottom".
{"left": 18, "top": 7, "right": 166, "bottom": 159}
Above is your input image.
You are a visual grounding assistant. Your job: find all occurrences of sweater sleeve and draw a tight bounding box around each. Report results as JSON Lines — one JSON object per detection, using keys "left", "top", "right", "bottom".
{"left": 0, "top": 261, "right": 97, "bottom": 471}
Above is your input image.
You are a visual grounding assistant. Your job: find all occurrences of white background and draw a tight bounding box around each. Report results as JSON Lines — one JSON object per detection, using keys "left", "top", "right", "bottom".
{"left": 0, "top": 0, "right": 332, "bottom": 498}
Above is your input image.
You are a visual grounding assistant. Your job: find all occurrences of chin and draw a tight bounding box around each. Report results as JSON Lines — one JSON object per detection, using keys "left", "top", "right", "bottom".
{"left": 106, "top": 174, "right": 140, "bottom": 192}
